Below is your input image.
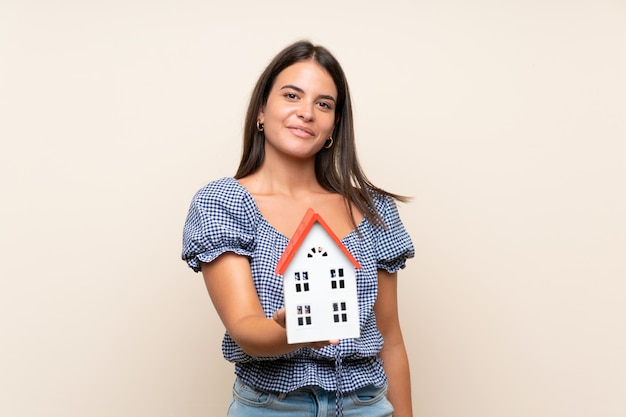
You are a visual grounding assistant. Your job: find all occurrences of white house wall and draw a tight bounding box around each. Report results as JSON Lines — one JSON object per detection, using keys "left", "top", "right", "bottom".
{"left": 282, "top": 223, "right": 360, "bottom": 344}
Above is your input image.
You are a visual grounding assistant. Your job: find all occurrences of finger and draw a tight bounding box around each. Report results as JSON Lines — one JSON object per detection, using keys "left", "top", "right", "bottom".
{"left": 272, "top": 308, "right": 286, "bottom": 327}
{"left": 310, "top": 339, "right": 340, "bottom": 350}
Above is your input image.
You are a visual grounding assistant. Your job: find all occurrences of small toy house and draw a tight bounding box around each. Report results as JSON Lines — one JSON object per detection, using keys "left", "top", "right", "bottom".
{"left": 275, "top": 208, "right": 361, "bottom": 344}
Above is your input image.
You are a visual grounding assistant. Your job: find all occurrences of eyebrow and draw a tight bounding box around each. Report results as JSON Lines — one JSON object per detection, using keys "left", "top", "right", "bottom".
{"left": 280, "top": 84, "right": 336, "bottom": 103}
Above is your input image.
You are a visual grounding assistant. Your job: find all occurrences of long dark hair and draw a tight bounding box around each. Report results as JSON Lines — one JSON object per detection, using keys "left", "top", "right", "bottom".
{"left": 235, "top": 40, "right": 407, "bottom": 228}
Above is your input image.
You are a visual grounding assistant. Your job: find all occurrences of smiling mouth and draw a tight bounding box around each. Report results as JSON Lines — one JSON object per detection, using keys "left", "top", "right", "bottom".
{"left": 288, "top": 126, "right": 315, "bottom": 137}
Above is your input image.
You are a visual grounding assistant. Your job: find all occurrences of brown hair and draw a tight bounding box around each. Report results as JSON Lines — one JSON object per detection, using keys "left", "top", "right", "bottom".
{"left": 235, "top": 40, "right": 407, "bottom": 228}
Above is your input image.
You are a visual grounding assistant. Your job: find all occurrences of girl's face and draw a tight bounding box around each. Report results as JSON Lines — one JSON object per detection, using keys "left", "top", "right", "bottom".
{"left": 258, "top": 60, "right": 337, "bottom": 161}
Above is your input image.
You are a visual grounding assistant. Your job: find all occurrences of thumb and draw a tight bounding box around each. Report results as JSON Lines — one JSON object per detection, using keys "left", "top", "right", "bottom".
{"left": 272, "top": 307, "right": 286, "bottom": 328}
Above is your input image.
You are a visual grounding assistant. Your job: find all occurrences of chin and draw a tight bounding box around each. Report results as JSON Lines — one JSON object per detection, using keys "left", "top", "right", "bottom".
{"left": 276, "top": 144, "right": 322, "bottom": 159}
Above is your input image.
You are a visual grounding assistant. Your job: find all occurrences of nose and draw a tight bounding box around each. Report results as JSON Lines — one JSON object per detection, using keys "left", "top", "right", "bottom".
{"left": 296, "top": 101, "right": 314, "bottom": 121}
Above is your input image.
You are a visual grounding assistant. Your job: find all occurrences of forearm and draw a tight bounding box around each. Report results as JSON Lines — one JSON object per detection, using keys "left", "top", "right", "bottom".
{"left": 380, "top": 339, "right": 413, "bottom": 417}
{"left": 229, "top": 314, "right": 304, "bottom": 357}
{"left": 203, "top": 254, "right": 336, "bottom": 358}
{"left": 374, "top": 270, "right": 413, "bottom": 416}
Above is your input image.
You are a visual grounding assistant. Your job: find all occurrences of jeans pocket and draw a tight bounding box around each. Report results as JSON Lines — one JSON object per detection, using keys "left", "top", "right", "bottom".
{"left": 232, "top": 378, "right": 274, "bottom": 407}
{"left": 349, "top": 384, "right": 388, "bottom": 406}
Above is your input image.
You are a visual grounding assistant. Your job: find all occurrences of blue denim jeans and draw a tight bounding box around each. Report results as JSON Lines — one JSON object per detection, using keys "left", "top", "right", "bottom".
{"left": 228, "top": 377, "right": 394, "bottom": 417}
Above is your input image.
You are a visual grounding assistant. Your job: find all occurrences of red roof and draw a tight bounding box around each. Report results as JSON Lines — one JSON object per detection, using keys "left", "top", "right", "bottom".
{"left": 275, "top": 208, "right": 362, "bottom": 275}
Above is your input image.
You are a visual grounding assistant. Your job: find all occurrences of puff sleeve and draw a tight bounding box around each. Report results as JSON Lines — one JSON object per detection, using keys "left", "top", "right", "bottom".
{"left": 374, "top": 195, "right": 415, "bottom": 272}
{"left": 182, "top": 179, "right": 257, "bottom": 272}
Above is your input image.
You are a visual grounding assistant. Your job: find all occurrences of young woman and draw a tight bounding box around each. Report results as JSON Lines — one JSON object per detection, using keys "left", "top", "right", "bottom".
{"left": 182, "top": 40, "right": 415, "bottom": 417}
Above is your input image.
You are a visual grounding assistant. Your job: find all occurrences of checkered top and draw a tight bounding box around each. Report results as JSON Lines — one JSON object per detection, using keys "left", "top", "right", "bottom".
{"left": 182, "top": 177, "right": 414, "bottom": 393}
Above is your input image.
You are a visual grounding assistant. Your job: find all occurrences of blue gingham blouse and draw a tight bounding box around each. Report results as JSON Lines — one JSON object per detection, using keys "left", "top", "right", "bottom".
{"left": 182, "top": 177, "right": 414, "bottom": 393}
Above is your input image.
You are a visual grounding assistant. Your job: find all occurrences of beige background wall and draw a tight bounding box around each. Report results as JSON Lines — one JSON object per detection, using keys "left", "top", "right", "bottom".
{"left": 1, "top": 1, "right": 625, "bottom": 416}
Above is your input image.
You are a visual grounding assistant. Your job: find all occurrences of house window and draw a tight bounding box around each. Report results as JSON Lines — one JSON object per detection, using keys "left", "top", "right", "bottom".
{"left": 297, "top": 305, "right": 312, "bottom": 326}
{"left": 332, "top": 302, "right": 348, "bottom": 323}
{"left": 330, "top": 268, "right": 345, "bottom": 289}
{"left": 294, "top": 271, "right": 310, "bottom": 292}
{"left": 307, "top": 246, "right": 328, "bottom": 257}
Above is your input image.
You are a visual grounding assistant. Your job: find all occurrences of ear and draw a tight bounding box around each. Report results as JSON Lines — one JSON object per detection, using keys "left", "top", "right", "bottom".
{"left": 257, "top": 107, "right": 265, "bottom": 124}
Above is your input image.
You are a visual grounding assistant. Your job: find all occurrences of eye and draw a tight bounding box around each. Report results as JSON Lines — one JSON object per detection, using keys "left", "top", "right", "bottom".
{"left": 283, "top": 92, "right": 299, "bottom": 100}
{"left": 317, "top": 101, "right": 334, "bottom": 110}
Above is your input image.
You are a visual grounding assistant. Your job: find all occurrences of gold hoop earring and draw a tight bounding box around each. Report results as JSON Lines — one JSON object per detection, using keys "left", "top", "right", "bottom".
{"left": 256, "top": 120, "right": 264, "bottom": 132}
{"left": 323, "top": 136, "right": 333, "bottom": 149}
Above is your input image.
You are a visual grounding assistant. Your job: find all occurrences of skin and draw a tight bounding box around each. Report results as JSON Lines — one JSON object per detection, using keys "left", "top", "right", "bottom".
{"left": 201, "top": 60, "right": 413, "bottom": 416}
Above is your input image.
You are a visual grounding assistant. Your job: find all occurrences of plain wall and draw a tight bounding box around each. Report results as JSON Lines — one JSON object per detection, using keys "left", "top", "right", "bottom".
{"left": 1, "top": 1, "right": 625, "bottom": 416}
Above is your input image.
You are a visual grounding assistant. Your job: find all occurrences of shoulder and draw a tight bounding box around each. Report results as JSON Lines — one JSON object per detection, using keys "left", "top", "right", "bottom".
{"left": 189, "top": 177, "right": 258, "bottom": 223}
{"left": 192, "top": 177, "right": 252, "bottom": 209}
{"left": 368, "top": 192, "right": 400, "bottom": 227}
{"left": 182, "top": 178, "right": 258, "bottom": 271}
{"left": 193, "top": 177, "right": 248, "bottom": 203}
{"left": 365, "top": 192, "right": 414, "bottom": 270}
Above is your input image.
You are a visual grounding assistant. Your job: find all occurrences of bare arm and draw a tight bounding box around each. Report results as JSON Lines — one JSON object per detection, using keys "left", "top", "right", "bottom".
{"left": 374, "top": 269, "right": 413, "bottom": 417}
{"left": 201, "top": 252, "right": 333, "bottom": 357}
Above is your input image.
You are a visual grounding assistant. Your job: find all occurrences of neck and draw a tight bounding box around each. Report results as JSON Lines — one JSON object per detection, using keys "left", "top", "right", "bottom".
{"left": 244, "top": 153, "right": 322, "bottom": 197}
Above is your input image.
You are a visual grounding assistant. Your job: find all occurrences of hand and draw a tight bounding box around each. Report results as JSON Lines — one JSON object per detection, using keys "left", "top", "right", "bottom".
{"left": 272, "top": 307, "right": 287, "bottom": 328}
{"left": 272, "top": 308, "right": 340, "bottom": 349}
